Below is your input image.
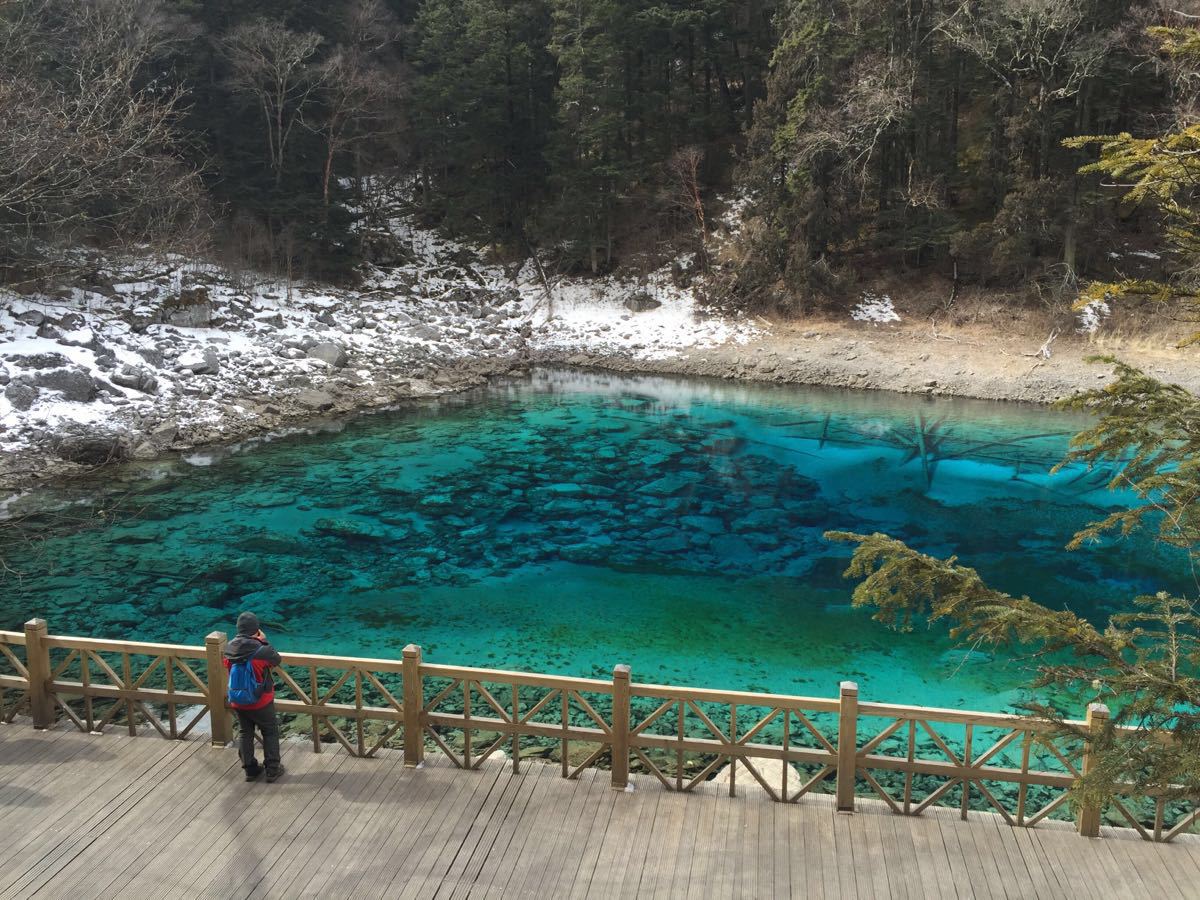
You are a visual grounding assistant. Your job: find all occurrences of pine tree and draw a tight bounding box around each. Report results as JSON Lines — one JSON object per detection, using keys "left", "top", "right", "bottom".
{"left": 1066, "top": 27, "right": 1200, "bottom": 345}
{"left": 827, "top": 361, "right": 1200, "bottom": 810}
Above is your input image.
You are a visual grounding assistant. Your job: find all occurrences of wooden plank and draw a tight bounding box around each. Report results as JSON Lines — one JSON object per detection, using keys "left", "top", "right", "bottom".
{"left": 0, "top": 739, "right": 204, "bottom": 898}
{"left": 733, "top": 792, "right": 761, "bottom": 900}
{"left": 588, "top": 777, "right": 662, "bottom": 897}
{"left": 38, "top": 738, "right": 243, "bottom": 897}
{"left": 814, "top": 797, "right": 840, "bottom": 900}
{"left": 6, "top": 723, "right": 1200, "bottom": 899}
{"left": 505, "top": 765, "right": 602, "bottom": 900}
{"left": 927, "top": 804, "right": 983, "bottom": 900}
{"left": 564, "top": 772, "right": 623, "bottom": 897}
{"left": 483, "top": 762, "right": 568, "bottom": 897}
{"left": 682, "top": 780, "right": 724, "bottom": 900}
{"left": 353, "top": 757, "right": 495, "bottom": 897}
{"left": 0, "top": 735, "right": 194, "bottom": 889}
{"left": 208, "top": 750, "right": 402, "bottom": 897}
{"left": 1010, "top": 826, "right": 1068, "bottom": 898}
{"left": 390, "top": 764, "right": 510, "bottom": 898}
{"left": 892, "top": 805, "right": 952, "bottom": 900}
{"left": 852, "top": 808, "right": 900, "bottom": 900}
{"left": 643, "top": 782, "right": 690, "bottom": 899}
{"left": 136, "top": 744, "right": 338, "bottom": 899}
{"left": 959, "top": 804, "right": 1016, "bottom": 900}
{"left": 306, "top": 754, "right": 452, "bottom": 896}
{"left": 443, "top": 763, "right": 551, "bottom": 899}
{"left": 610, "top": 781, "right": 666, "bottom": 899}
{"left": 424, "top": 764, "right": 530, "bottom": 898}
{"left": 982, "top": 815, "right": 1050, "bottom": 900}
{"left": 293, "top": 754, "right": 434, "bottom": 896}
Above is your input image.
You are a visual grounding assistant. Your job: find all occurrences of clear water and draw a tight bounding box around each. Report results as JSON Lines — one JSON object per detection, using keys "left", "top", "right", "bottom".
{"left": 1, "top": 368, "right": 1189, "bottom": 713}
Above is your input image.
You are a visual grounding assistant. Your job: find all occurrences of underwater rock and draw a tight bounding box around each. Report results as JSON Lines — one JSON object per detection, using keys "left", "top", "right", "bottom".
{"left": 96, "top": 602, "right": 143, "bottom": 628}
{"left": 306, "top": 517, "right": 391, "bottom": 543}
{"left": 680, "top": 515, "right": 725, "bottom": 535}
{"left": 709, "top": 534, "right": 755, "bottom": 562}
{"left": 638, "top": 472, "right": 702, "bottom": 497}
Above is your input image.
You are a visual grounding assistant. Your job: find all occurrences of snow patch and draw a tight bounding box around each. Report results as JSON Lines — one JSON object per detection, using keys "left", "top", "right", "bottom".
{"left": 851, "top": 292, "right": 900, "bottom": 325}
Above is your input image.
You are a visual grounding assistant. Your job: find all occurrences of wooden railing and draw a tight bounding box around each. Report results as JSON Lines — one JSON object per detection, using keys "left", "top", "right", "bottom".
{"left": 2, "top": 619, "right": 1197, "bottom": 843}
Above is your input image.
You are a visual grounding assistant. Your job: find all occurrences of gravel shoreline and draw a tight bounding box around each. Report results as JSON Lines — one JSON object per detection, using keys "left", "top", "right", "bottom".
{"left": 2, "top": 229, "right": 1196, "bottom": 497}
{"left": 8, "top": 324, "right": 1195, "bottom": 498}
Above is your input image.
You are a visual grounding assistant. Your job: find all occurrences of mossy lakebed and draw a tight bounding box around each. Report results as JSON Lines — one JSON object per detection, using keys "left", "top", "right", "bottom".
{"left": 2, "top": 368, "right": 1190, "bottom": 715}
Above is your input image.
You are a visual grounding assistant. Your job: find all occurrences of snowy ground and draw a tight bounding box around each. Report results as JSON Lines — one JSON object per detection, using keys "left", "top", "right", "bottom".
{"left": 0, "top": 214, "right": 758, "bottom": 470}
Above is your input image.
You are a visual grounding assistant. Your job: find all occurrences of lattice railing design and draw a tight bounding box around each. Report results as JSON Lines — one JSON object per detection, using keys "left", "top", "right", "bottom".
{"left": 420, "top": 664, "right": 615, "bottom": 777}
{"left": 42, "top": 635, "right": 213, "bottom": 739}
{"left": 625, "top": 685, "right": 840, "bottom": 802}
{"left": 5, "top": 619, "right": 1195, "bottom": 843}
{"left": 271, "top": 652, "right": 406, "bottom": 758}
{"left": 852, "top": 708, "right": 1079, "bottom": 827}
{"left": 0, "top": 631, "right": 30, "bottom": 723}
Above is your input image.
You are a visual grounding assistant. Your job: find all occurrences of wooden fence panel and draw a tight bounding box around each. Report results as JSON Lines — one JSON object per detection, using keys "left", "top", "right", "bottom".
{"left": 5, "top": 621, "right": 1195, "bottom": 843}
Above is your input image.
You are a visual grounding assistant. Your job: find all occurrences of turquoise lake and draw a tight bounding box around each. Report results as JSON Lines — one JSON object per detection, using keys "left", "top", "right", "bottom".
{"left": 0, "top": 368, "right": 1189, "bottom": 713}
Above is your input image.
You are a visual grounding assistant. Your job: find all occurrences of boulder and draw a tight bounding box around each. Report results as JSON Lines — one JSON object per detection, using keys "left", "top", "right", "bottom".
{"left": 15, "top": 310, "right": 45, "bottom": 326}
{"left": 296, "top": 389, "right": 335, "bottom": 410}
{"left": 10, "top": 352, "right": 70, "bottom": 369}
{"left": 162, "top": 286, "right": 213, "bottom": 327}
{"left": 136, "top": 347, "right": 165, "bottom": 367}
{"left": 177, "top": 348, "right": 220, "bottom": 375}
{"left": 52, "top": 427, "right": 127, "bottom": 464}
{"left": 307, "top": 342, "right": 348, "bottom": 368}
{"left": 409, "top": 324, "right": 442, "bottom": 342}
{"left": 623, "top": 291, "right": 662, "bottom": 313}
{"left": 4, "top": 381, "right": 37, "bottom": 411}
{"left": 34, "top": 367, "right": 98, "bottom": 402}
{"left": 111, "top": 365, "right": 159, "bottom": 394}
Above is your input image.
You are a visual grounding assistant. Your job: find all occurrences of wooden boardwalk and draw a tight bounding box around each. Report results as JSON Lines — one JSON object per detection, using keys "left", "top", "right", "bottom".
{"left": 2, "top": 725, "right": 1199, "bottom": 899}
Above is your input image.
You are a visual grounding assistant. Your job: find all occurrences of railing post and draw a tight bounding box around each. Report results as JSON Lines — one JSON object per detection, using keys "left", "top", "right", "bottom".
{"left": 205, "top": 631, "right": 231, "bottom": 747}
{"left": 24, "top": 618, "right": 53, "bottom": 729}
{"left": 611, "top": 664, "right": 631, "bottom": 790}
{"left": 836, "top": 680, "right": 859, "bottom": 812}
{"left": 403, "top": 644, "right": 424, "bottom": 768}
{"left": 1077, "top": 702, "right": 1110, "bottom": 838}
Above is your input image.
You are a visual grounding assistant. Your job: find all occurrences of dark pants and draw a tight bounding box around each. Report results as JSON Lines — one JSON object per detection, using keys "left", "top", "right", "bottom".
{"left": 236, "top": 700, "right": 281, "bottom": 773}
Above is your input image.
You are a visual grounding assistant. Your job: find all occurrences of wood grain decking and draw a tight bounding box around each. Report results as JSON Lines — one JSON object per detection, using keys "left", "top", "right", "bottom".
{"left": 1, "top": 724, "right": 1198, "bottom": 898}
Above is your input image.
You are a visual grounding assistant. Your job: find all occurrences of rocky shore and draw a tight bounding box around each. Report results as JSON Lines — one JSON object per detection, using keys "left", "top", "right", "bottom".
{"left": 2, "top": 218, "right": 1196, "bottom": 497}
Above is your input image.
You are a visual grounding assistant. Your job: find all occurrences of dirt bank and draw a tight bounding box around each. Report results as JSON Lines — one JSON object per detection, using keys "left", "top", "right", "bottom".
{"left": 545, "top": 318, "right": 1199, "bottom": 404}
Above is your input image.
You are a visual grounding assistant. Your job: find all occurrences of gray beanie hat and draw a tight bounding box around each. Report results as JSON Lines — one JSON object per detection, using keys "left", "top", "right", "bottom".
{"left": 236, "top": 612, "right": 261, "bottom": 637}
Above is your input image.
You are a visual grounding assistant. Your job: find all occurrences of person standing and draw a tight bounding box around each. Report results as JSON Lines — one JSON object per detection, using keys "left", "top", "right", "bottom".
{"left": 223, "top": 612, "right": 285, "bottom": 782}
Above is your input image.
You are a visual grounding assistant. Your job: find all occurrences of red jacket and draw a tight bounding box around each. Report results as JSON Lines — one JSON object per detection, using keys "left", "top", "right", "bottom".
{"left": 222, "top": 635, "right": 281, "bottom": 710}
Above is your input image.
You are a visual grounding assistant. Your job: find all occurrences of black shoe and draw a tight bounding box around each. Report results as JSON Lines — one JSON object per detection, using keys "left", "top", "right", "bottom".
{"left": 265, "top": 765, "right": 285, "bottom": 783}
{"left": 244, "top": 766, "right": 263, "bottom": 782}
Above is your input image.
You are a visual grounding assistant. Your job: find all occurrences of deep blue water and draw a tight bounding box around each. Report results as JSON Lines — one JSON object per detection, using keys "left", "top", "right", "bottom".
{"left": 1, "top": 368, "right": 1189, "bottom": 712}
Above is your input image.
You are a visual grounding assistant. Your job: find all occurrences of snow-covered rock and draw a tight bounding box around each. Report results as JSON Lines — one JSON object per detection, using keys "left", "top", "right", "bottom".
{"left": 177, "top": 348, "right": 220, "bottom": 375}
{"left": 0, "top": 200, "right": 762, "bottom": 471}
{"left": 307, "top": 342, "right": 348, "bottom": 368}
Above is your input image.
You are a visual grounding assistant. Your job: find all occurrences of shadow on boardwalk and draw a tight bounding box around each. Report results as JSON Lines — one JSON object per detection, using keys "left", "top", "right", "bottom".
{"left": 1, "top": 723, "right": 1198, "bottom": 899}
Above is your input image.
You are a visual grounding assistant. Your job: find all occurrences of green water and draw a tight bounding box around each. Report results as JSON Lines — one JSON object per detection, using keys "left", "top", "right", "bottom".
{"left": 0, "top": 368, "right": 1189, "bottom": 713}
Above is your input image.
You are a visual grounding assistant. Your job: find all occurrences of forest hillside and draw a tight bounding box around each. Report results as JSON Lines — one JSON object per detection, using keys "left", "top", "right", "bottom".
{"left": 2, "top": 0, "right": 1195, "bottom": 319}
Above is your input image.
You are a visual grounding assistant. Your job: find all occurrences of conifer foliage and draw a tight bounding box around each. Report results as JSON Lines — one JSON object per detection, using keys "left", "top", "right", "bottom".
{"left": 828, "top": 360, "right": 1200, "bottom": 810}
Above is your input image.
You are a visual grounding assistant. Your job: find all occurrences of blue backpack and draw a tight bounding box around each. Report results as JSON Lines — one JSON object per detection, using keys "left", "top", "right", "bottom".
{"left": 227, "top": 659, "right": 267, "bottom": 706}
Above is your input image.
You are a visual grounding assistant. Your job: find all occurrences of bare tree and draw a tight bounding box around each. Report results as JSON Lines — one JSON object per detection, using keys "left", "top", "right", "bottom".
{"left": 221, "top": 20, "right": 325, "bottom": 188}
{"left": 0, "top": 0, "right": 205, "bottom": 272}
{"left": 311, "top": 1, "right": 403, "bottom": 207}
{"left": 668, "top": 146, "right": 708, "bottom": 269}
